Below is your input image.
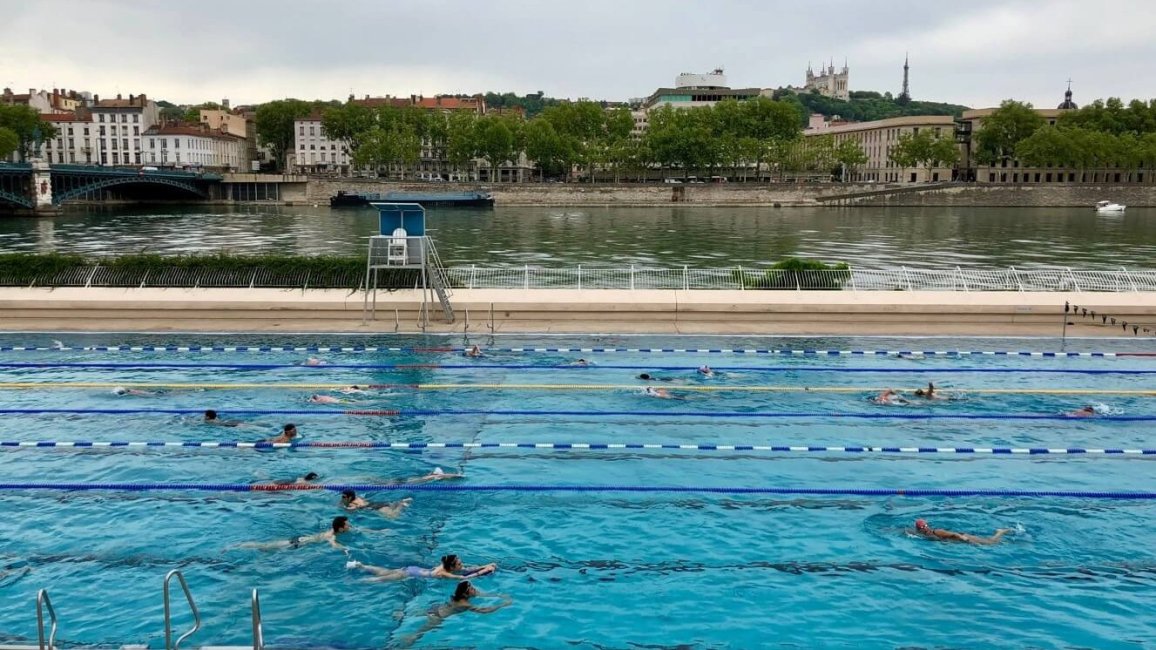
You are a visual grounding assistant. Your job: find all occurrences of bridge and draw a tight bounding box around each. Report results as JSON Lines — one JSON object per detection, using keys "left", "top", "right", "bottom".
{"left": 0, "top": 162, "right": 223, "bottom": 213}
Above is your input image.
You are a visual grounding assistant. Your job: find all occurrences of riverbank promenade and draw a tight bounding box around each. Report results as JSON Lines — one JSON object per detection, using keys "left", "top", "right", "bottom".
{"left": 1, "top": 287, "right": 1153, "bottom": 336}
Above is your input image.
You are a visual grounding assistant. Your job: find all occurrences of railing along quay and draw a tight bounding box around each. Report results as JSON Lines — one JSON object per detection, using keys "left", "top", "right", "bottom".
{"left": 1, "top": 265, "right": 1153, "bottom": 292}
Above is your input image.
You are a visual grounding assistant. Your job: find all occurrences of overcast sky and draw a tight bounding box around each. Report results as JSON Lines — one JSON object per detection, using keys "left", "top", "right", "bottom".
{"left": 4, "top": 0, "right": 1153, "bottom": 109}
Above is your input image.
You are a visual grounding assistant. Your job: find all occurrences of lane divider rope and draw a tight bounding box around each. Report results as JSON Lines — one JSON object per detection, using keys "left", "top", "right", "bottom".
{"left": 2, "top": 440, "right": 1155, "bottom": 454}
{"left": 1, "top": 408, "right": 1154, "bottom": 421}
{"left": 3, "top": 361, "right": 1154, "bottom": 375}
{"left": 0, "top": 345, "right": 1139, "bottom": 357}
{"left": 0, "top": 482, "right": 1152, "bottom": 498}
{"left": 0, "top": 382, "right": 1152, "bottom": 395}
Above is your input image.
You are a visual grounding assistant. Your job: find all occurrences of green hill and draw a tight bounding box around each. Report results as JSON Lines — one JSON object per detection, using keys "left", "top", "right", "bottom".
{"left": 773, "top": 89, "right": 970, "bottom": 124}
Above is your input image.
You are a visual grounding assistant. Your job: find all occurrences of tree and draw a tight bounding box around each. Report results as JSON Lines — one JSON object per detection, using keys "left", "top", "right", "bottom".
{"left": 320, "top": 103, "right": 377, "bottom": 171}
{"left": 0, "top": 105, "right": 59, "bottom": 161}
{"left": 973, "top": 100, "right": 1046, "bottom": 165}
{"left": 182, "top": 102, "right": 223, "bottom": 123}
{"left": 474, "top": 115, "right": 516, "bottom": 182}
{"left": 524, "top": 118, "right": 564, "bottom": 181}
{"left": 889, "top": 130, "right": 958, "bottom": 179}
{"left": 445, "top": 111, "right": 479, "bottom": 178}
{"left": 743, "top": 97, "right": 802, "bottom": 180}
{"left": 833, "top": 138, "right": 868, "bottom": 180}
{"left": 254, "top": 99, "right": 312, "bottom": 171}
{"left": 0, "top": 127, "right": 18, "bottom": 159}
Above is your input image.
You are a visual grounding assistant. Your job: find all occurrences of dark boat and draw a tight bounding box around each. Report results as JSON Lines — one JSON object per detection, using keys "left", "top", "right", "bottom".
{"left": 329, "top": 190, "right": 494, "bottom": 208}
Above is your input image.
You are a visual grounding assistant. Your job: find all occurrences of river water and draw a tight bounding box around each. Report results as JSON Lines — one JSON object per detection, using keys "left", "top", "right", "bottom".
{"left": 0, "top": 205, "right": 1152, "bottom": 268}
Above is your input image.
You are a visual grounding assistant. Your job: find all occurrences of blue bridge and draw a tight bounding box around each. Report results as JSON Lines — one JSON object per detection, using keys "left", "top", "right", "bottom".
{"left": 0, "top": 163, "right": 223, "bottom": 212}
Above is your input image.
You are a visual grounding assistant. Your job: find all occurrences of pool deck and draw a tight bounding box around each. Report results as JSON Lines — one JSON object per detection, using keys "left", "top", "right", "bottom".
{"left": 1, "top": 287, "right": 1154, "bottom": 337}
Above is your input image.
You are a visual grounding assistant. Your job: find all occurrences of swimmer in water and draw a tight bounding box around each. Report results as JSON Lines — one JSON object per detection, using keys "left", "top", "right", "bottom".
{"left": 302, "top": 357, "right": 326, "bottom": 366}
{"left": 643, "top": 386, "right": 684, "bottom": 400}
{"left": 638, "top": 373, "right": 675, "bottom": 382}
{"left": 873, "top": 388, "right": 908, "bottom": 405}
{"left": 267, "top": 424, "right": 299, "bottom": 444}
{"left": 398, "top": 581, "right": 512, "bottom": 648}
{"left": 270, "top": 471, "right": 320, "bottom": 486}
{"left": 236, "top": 516, "right": 351, "bottom": 551}
{"left": 340, "top": 385, "right": 369, "bottom": 395}
{"left": 339, "top": 490, "right": 413, "bottom": 518}
{"left": 203, "top": 409, "right": 244, "bottom": 427}
{"left": 464, "top": 345, "right": 483, "bottom": 358}
{"left": 396, "top": 467, "right": 465, "bottom": 484}
{"left": 1065, "top": 405, "right": 1098, "bottom": 418}
{"left": 348, "top": 554, "right": 498, "bottom": 581}
{"left": 569, "top": 358, "right": 593, "bottom": 367}
{"left": 911, "top": 519, "right": 1010, "bottom": 545}
{"left": 696, "top": 365, "right": 716, "bottom": 378}
{"left": 308, "top": 394, "right": 347, "bottom": 404}
{"left": 912, "top": 382, "right": 947, "bottom": 400}
{"left": 111, "top": 386, "right": 166, "bottom": 397}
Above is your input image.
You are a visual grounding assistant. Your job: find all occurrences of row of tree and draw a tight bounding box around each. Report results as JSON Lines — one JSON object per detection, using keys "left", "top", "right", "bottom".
{"left": 266, "top": 95, "right": 872, "bottom": 181}
{"left": 974, "top": 98, "right": 1156, "bottom": 170}
{"left": 0, "top": 104, "right": 60, "bottom": 161}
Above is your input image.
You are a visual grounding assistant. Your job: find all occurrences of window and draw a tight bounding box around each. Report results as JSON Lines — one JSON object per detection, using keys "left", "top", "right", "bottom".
{"left": 83, "top": 127, "right": 89, "bottom": 136}
{"left": 309, "top": 126, "right": 315, "bottom": 136}
{"left": 111, "top": 139, "right": 118, "bottom": 150}
{"left": 101, "top": 153, "right": 107, "bottom": 164}
{"left": 133, "top": 114, "right": 139, "bottom": 123}
{"left": 161, "top": 139, "right": 168, "bottom": 148}
{"left": 175, "top": 139, "right": 180, "bottom": 148}
{"left": 149, "top": 139, "right": 155, "bottom": 149}
{"left": 120, "top": 114, "right": 127, "bottom": 123}
{"left": 135, "top": 153, "right": 141, "bottom": 164}
{"left": 113, "top": 152, "right": 119, "bottom": 164}
{"left": 67, "top": 127, "right": 73, "bottom": 135}
{"left": 68, "top": 138, "right": 74, "bottom": 148}
{"left": 299, "top": 126, "right": 304, "bottom": 135}
{"left": 110, "top": 125, "right": 117, "bottom": 135}
{"left": 99, "top": 114, "right": 105, "bottom": 123}
{"left": 299, "top": 143, "right": 305, "bottom": 150}
{"left": 122, "top": 139, "right": 129, "bottom": 150}
{"left": 133, "top": 126, "right": 139, "bottom": 135}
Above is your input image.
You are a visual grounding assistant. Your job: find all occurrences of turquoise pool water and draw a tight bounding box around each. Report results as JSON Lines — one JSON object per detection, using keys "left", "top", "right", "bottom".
{"left": 0, "top": 334, "right": 1154, "bottom": 649}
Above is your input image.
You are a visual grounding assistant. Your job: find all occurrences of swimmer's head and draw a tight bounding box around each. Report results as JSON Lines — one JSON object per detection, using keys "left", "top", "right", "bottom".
{"left": 441, "top": 554, "right": 462, "bottom": 571}
{"left": 340, "top": 489, "right": 356, "bottom": 503}
{"left": 452, "top": 580, "right": 476, "bottom": 602}
{"left": 915, "top": 519, "right": 930, "bottom": 532}
{"left": 332, "top": 516, "right": 350, "bottom": 533}
{"left": 283, "top": 424, "right": 297, "bottom": 437}
{"left": 639, "top": 373, "right": 652, "bottom": 380}
{"left": 914, "top": 389, "right": 925, "bottom": 397}
{"left": 112, "top": 387, "right": 128, "bottom": 396}
{"left": 350, "top": 385, "right": 360, "bottom": 390}
{"left": 204, "top": 409, "right": 218, "bottom": 420}
{"left": 302, "top": 472, "right": 320, "bottom": 482}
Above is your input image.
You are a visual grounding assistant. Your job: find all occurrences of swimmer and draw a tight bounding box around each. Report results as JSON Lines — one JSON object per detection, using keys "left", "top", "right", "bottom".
{"left": 398, "top": 581, "right": 512, "bottom": 648}
{"left": 464, "top": 345, "right": 484, "bottom": 358}
{"left": 348, "top": 554, "right": 497, "bottom": 582}
{"left": 912, "top": 382, "right": 947, "bottom": 400}
{"left": 912, "top": 519, "right": 1010, "bottom": 545}
{"left": 1065, "top": 405, "right": 1098, "bottom": 418}
{"left": 302, "top": 357, "right": 326, "bottom": 366}
{"left": 203, "top": 409, "right": 244, "bottom": 427}
{"left": 267, "top": 423, "right": 299, "bottom": 444}
{"left": 339, "top": 490, "right": 413, "bottom": 518}
{"left": 236, "top": 516, "right": 351, "bottom": 551}
{"left": 271, "top": 471, "right": 320, "bottom": 486}
{"left": 873, "top": 388, "right": 907, "bottom": 406}
{"left": 111, "top": 386, "right": 165, "bottom": 397}
{"left": 400, "top": 467, "right": 465, "bottom": 483}
{"left": 696, "top": 365, "right": 715, "bottom": 378}
{"left": 569, "top": 358, "right": 593, "bottom": 367}
{"left": 643, "top": 386, "right": 683, "bottom": 400}
{"left": 308, "top": 394, "right": 346, "bottom": 404}
{"left": 638, "top": 373, "right": 674, "bottom": 382}
{"left": 340, "top": 385, "right": 369, "bottom": 395}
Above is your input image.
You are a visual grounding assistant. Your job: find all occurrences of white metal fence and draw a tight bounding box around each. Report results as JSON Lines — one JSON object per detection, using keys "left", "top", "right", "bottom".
{"left": 444, "top": 266, "right": 1156, "bottom": 292}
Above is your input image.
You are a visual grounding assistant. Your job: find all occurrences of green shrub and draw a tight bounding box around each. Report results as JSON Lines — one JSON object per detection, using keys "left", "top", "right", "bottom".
{"left": 736, "top": 257, "right": 851, "bottom": 290}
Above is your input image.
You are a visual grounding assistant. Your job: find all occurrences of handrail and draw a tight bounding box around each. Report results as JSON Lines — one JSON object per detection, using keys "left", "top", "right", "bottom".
{"left": 36, "top": 589, "right": 57, "bottom": 650}
{"left": 163, "top": 570, "right": 201, "bottom": 650}
{"left": 251, "top": 588, "right": 264, "bottom": 650}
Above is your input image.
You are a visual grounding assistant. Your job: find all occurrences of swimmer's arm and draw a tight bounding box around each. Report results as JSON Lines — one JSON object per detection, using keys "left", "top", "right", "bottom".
{"left": 470, "top": 595, "right": 512, "bottom": 613}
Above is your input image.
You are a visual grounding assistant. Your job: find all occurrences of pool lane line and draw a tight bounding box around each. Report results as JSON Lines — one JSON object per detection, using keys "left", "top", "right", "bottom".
{"left": 3, "top": 440, "right": 1155, "bottom": 455}
{"left": 1, "top": 408, "right": 1154, "bottom": 420}
{"left": 1, "top": 382, "right": 1155, "bottom": 395}
{"left": 5, "top": 361, "right": 1156, "bottom": 375}
{"left": 0, "top": 482, "right": 1154, "bottom": 498}
{"left": 0, "top": 345, "right": 1136, "bottom": 357}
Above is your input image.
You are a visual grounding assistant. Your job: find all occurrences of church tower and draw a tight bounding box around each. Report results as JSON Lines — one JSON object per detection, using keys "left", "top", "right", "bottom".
{"left": 1057, "top": 79, "right": 1078, "bottom": 110}
{"left": 897, "top": 54, "right": 911, "bottom": 105}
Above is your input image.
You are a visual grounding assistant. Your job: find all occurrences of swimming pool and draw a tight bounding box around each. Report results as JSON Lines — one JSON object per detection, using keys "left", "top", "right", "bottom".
{"left": 0, "top": 333, "right": 1154, "bottom": 649}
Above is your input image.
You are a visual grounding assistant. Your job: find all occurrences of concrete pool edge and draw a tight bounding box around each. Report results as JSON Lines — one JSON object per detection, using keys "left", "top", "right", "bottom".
{"left": 1, "top": 287, "right": 1153, "bottom": 337}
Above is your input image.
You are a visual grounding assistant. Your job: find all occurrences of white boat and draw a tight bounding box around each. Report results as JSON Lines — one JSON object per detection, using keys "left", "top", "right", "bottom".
{"left": 1095, "top": 200, "right": 1126, "bottom": 213}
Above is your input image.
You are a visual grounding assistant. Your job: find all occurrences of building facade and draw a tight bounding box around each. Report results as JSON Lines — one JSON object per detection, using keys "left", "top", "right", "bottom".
{"left": 36, "top": 111, "right": 98, "bottom": 164}
{"left": 290, "top": 114, "right": 349, "bottom": 173}
{"left": 644, "top": 69, "right": 762, "bottom": 110}
{"left": 805, "top": 115, "right": 958, "bottom": 182}
{"left": 142, "top": 125, "right": 244, "bottom": 170}
{"left": 805, "top": 61, "right": 850, "bottom": 101}
{"left": 90, "top": 94, "right": 159, "bottom": 166}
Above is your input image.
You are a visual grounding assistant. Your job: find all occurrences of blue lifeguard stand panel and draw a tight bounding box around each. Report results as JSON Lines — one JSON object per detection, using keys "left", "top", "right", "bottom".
{"left": 372, "top": 202, "right": 426, "bottom": 236}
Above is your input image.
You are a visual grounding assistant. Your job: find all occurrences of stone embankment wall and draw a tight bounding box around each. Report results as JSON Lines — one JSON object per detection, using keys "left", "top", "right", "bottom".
{"left": 302, "top": 178, "right": 1156, "bottom": 208}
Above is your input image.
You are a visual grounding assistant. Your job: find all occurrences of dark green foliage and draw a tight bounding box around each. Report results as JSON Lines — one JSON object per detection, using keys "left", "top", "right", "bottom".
{"left": 773, "top": 89, "right": 969, "bottom": 125}
{"left": 482, "top": 92, "right": 563, "bottom": 118}
{"left": 733, "top": 257, "right": 851, "bottom": 290}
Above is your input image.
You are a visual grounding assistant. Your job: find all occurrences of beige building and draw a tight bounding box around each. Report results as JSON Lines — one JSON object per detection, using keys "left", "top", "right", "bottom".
{"left": 804, "top": 115, "right": 957, "bottom": 183}
{"left": 199, "top": 109, "right": 248, "bottom": 138}
{"left": 143, "top": 124, "right": 245, "bottom": 170}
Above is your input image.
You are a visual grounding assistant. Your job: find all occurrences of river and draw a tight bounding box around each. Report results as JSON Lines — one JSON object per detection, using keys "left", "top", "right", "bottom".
{"left": 0, "top": 204, "right": 1153, "bottom": 268}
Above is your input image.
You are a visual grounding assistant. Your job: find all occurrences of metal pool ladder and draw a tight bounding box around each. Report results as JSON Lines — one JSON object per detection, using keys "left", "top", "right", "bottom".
{"left": 251, "top": 588, "right": 264, "bottom": 650}
{"left": 36, "top": 589, "right": 57, "bottom": 650}
{"left": 163, "top": 570, "right": 201, "bottom": 650}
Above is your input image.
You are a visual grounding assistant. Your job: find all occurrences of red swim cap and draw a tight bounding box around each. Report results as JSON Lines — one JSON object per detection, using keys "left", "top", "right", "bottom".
{"left": 915, "top": 519, "right": 929, "bottom": 530}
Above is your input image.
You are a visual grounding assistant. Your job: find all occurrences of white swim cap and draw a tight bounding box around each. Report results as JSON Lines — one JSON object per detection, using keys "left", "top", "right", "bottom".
{"left": 112, "top": 387, "right": 127, "bottom": 395}
{"left": 433, "top": 467, "right": 444, "bottom": 475}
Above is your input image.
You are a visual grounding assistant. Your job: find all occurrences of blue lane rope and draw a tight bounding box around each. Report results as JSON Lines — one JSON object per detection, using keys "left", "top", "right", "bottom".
{"left": 0, "top": 482, "right": 1153, "bottom": 498}
{"left": 0, "top": 408, "right": 1154, "bottom": 421}
{"left": 0, "top": 345, "right": 1137, "bottom": 357}
{"left": 3, "top": 440, "right": 1155, "bottom": 455}
{"left": 2, "top": 361, "right": 1154, "bottom": 375}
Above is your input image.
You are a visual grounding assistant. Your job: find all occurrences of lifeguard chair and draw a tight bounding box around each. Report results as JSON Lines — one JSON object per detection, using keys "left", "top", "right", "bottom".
{"left": 363, "top": 203, "right": 454, "bottom": 327}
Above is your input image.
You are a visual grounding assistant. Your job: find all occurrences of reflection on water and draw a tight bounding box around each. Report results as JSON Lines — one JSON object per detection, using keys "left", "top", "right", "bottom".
{"left": 0, "top": 204, "right": 1154, "bottom": 268}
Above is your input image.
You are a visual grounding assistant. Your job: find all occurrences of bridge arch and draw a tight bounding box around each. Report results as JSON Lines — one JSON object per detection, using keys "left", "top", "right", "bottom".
{"left": 52, "top": 176, "right": 208, "bottom": 205}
